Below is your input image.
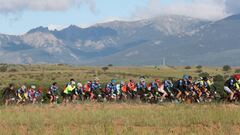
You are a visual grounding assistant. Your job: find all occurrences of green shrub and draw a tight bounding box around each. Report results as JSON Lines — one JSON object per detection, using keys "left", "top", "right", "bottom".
{"left": 235, "top": 69, "right": 240, "bottom": 73}
{"left": 0, "top": 65, "right": 8, "bottom": 72}
{"left": 213, "top": 74, "right": 224, "bottom": 82}
{"left": 185, "top": 66, "right": 191, "bottom": 69}
{"left": 198, "top": 72, "right": 209, "bottom": 77}
{"left": 8, "top": 68, "right": 18, "bottom": 72}
{"left": 102, "top": 67, "right": 109, "bottom": 72}
{"left": 196, "top": 69, "right": 202, "bottom": 73}
{"left": 223, "top": 65, "right": 231, "bottom": 71}
{"left": 196, "top": 65, "right": 202, "bottom": 69}
{"left": 108, "top": 64, "right": 113, "bottom": 67}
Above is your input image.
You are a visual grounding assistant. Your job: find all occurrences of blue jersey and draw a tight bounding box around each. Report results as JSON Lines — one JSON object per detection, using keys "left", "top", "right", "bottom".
{"left": 150, "top": 82, "right": 158, "bottom": 89}
{"left": 91, "top": 83, "right": 101, "bottom": 91}
{"left": 17, "top": 88, "right": 25, "bottom": 95}
{"left": 164, "top": 80, "right": 173, "bottom": 88}
{"left": 50, "top": 85, "right": 58, "bottom": 95}
{"left": 174, "top": 79, "right": 188, "bottom": 91}
{"left": 225, "top": 78, "right": 237, "bottom": 89}
{"left": 106, "top": 83, "right": 117, "bottom": 93}
{"left": 137, "top": 82, "right": 147, "bottom": 90}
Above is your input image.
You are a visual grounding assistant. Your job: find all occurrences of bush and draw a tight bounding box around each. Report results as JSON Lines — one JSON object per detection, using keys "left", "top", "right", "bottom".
{"left": 185, "top": 66, "right": 191, "bottom": 69}
{"left": 196, "top": 65, "right": 202, "bottom": 69}
{"left": 0, "top": 65, "right": 8, "bottom": 72}
{"left": 213, "top": 74, "right": 224, "bottom": 82}
{"left": 224, "top": 75, "right": 230, "bottom": 80}
{"left": 235, "top": 69, "right": 240, "bottom": 73}
{"left": 213, "top": 74, "right": 225, "bottom": 97}
{"left": 196, "top": 69, "right": 203, "bottom": 73}
{"left": 102, "top": 67, "right": 109, "bottom": 72}
{"left": 223, "top": 65, "right": 231, "bottom": 71}
{"left": 8, "top": 68, "right": 18, "bottom": 72}
{"left": 198, "top": 72, "right": 210, "bottom": 78}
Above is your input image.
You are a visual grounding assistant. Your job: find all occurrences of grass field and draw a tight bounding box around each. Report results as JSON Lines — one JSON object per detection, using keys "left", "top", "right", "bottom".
{"left": 0, "top": 64, "right": 235, "bottom": 90}
{"left": 0, "top": 64, "right": 239, "bottom": 135}
{"left": 0, "top": 103, "right": 239, "bottom": 135}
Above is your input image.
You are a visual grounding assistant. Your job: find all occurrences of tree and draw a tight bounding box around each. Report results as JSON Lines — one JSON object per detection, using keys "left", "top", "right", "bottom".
{"left": 108, "top": 64, "right": 113, "bottom": 67}
{"left": 185, "top": 66, "right": 191, "bottom": 69}
{"left": 196, "top": 65, "right": 202, "bottom": 69}
{"left": 223, "top": 65, "right": 231, "bottom": 71}
{"left": 102, "top": 67, "right": 109, "bottom": 72}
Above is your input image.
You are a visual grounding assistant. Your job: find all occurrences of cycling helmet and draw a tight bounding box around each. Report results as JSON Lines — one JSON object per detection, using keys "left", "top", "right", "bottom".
{"left": 31, "top": 85, "right": 36, "bottom": 89}
{"left": 94, "top": 77, "right": 100, "bottom": 81}
{"left": 111, "top": 79, "right": 117, "bottom": 84}
{"left": 87, "top": 81, "right": 92, "bottom": 84}
{"left": 183, "top": 75, "right": 189, "bottom": 80}
{"left": 140, "top": 78, "right": 145, "bottom": 82}
{"left": 21, "top": 85, "right": 26, "bottom": 90}
{"left": 71, "top": 81, "right": 76, "bottom": 85}
{"left": 77, "top": 83, "right": 83, "bottom": 88}
{"left": 202, "top": 77, "right": 208, "bottom": 81}
{"left": 120, "top": 81, "right": 125, "bottom": 85}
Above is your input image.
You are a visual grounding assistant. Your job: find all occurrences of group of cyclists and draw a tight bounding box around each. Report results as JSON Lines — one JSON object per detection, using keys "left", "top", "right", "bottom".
{"left": 2, "top": 74, "right": 240, "bottom": 105}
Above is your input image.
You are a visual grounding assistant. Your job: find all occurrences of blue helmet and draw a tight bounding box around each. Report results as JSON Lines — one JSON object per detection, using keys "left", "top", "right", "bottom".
{"left": 111, "top": 79, "right": 117, "bottom": 84}
{"left": 183, "top": 75, "right": 189, "bottom": 80}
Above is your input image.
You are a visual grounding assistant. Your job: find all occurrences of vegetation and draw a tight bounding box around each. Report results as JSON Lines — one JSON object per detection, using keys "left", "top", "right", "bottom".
{"left": 195, "top": 69, "right": 203, "bottom": 73}
{"left": 0, "top": 64, "right": 8, "bottom": 72}
{"left": 102, "top": 67, "right": 109, "bottom": 72}
{"left": 185, "top": 66, "right": 191, "bottom": 69}
{"left": 198, "top": 72, "right": 210, "bottom": 78}
{"left": 0, "top": 64, "right": 235, "bottom": 91}
{"left": 196, "top": 65, "right": 202, "bottom": 69}
{"left": 0, "top": 104, "right": 239, "bottom": 135}
{"left": 223, "top": 65, "right": 231, "bottom": 72}
{"left": 108, "top": 64, "right": 113, "bottom": 67}
{"left": 235, "top": 69, "right": 240, "bottom": 73}
{"left": 0, "top": 64, "right": 238, "bottom": 134}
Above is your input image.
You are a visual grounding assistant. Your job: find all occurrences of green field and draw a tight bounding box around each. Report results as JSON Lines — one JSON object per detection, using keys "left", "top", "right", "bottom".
{"left": 0, "top": 64, "right": 239, "bottom": 135}
{"left": 0, "top": 103, "right": 240, "bottom": 135}
{"left": 0, "top": 64, "right": 235, "bottom": 89}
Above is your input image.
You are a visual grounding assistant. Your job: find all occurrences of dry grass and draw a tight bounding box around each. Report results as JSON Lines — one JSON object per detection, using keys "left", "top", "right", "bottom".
{"left": 0, "top": 103, "right": 239, "bottom": 135}
{"left": 0, "top": 64, "right": 236, "bottom": 134}
{"left": 0, "top": 64, "right": 234, "bottom": 90}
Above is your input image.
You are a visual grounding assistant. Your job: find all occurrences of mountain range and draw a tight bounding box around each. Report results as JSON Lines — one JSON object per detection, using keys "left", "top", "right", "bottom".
{"left": 0, "top": 14, "right": 240, "bottom": 66}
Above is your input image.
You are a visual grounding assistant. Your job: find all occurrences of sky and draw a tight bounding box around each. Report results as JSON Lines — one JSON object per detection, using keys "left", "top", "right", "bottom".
{"left": 0, "top": 0, "right": 239, "bottom": 35}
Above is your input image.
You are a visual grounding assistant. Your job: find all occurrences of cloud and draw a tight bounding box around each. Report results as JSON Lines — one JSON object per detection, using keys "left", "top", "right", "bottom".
{"left": 48, "top": 24, "right": 67, "bottom": 31}
{"left": 0, "top": 0, "right": 96, "bottom": 14}
{"left": 133, "top": 0, "right": 240, "bottom": 20}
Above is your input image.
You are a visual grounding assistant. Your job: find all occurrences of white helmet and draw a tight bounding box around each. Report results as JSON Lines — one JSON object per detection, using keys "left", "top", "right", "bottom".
{"left": 21, "top": 85, "right": 26, "bottom": 90}
{"left": 94, "top": 77, "right": 100, "bottom": 81}
{"left": 140, "top": 78, "right": 145, "bottom": 82}
{"left": 71, "top": 81, "right": 76, "bottom": 85}
{"left": 77, "top": 83, "right": 83, "bottom": 87}
{"left": 31, "top": 85, "right": 36, "bottom": 89}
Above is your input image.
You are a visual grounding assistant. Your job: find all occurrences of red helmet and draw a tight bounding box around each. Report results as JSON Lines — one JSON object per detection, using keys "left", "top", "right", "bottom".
{"left": 233, "top": 74, "right": 240, "bottom": 80}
